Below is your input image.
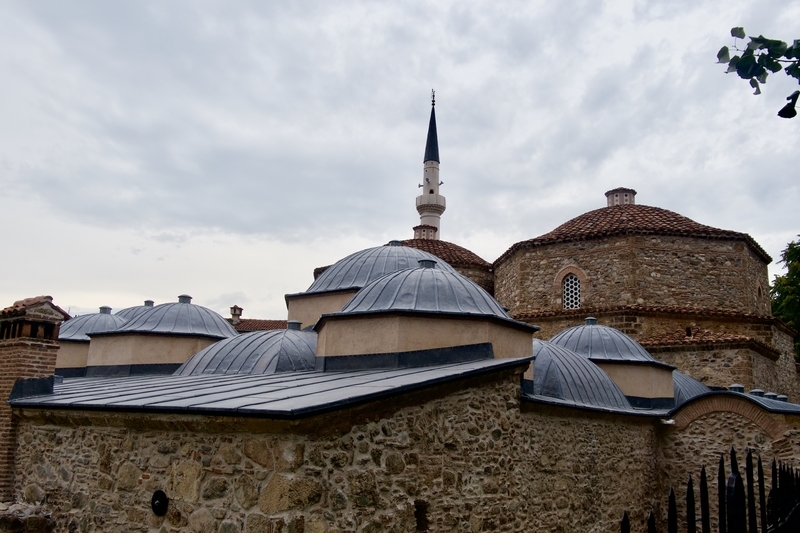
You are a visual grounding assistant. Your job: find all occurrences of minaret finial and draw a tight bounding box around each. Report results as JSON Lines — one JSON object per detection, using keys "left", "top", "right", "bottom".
{"left": 431, "top": 89, "right": 435, "bottom": 107}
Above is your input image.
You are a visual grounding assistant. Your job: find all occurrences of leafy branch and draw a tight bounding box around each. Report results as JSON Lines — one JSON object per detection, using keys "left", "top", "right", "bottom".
{"left": 717, "top": 27, "right": 800, "bottom": 118}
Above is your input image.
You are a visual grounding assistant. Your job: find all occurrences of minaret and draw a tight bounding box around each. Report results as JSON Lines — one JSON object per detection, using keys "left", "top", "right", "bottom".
{"left": 413, "top": 90, "right": 446, "bottom": 240}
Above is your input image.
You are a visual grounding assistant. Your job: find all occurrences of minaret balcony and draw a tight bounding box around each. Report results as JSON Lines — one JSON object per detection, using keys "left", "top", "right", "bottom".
{"left": 416, "top": 194, "right": 446, "bottom": 212}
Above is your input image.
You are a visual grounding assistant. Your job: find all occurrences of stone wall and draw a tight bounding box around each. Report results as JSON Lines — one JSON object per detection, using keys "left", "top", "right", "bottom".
{"left": 494, "top": 235, "right": 770, "bottom": 317}
{"left": 13, "top": 371, "right": 660, "bottom": 533}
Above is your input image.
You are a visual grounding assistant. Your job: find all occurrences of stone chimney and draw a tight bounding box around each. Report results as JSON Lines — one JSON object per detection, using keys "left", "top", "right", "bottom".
{"left": 0, "top": 296, "right": 69, "bottom": 500}
{"left": 230, "top": 305, "right": 243, "bottom": 325}
{"left": 605, "top": 187, "right": 637, "bottom": 207}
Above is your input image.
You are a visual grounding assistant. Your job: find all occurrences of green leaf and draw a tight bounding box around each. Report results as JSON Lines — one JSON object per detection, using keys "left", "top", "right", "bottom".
{"left": 731, "top": 27, "right": 746, "bottom": 39}
{"left": 747, "top": 37, "right": 766, "bottom": 50}
{"left": 767, "top": 58, "right": 783, "bottom": 73}
{"left": 786, "top": 62, "right": 800, "bottom": 80}
{"left": 736, "top": 55, "right": 758, "bottom": 79}
{"left": 757, "top": 71, "right": 768, "bottom": 84}
{"left": 726, "top": 55, "right": 741, "bottom": 73}
{"left": 717, "top": 46, "right": 730, "bottom": 63}
{"left": 750, "top": 79, "right": 761, "bottom": 95}
{"left": 767, "top": 40, "right": 788, "bottom": 57}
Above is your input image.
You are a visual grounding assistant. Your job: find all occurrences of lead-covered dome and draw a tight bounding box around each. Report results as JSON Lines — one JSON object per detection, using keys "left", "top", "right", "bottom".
{"left": 108, "top": 295, "right": 236, "bottom": 339}
{"left": 673, "top": 370, "right": 711, "bottom": 407}
{"left": 306, "top": 244, "right": 457, "bottom": 294}
{"left": 549, "top": 317, "right": 658, "bottom": 363}
{"left": 338, "top": 266, "right": 510, "bottom": 320}
{"left": 59, "top": 306, "right": 128, "bottom": 342}
{"left": 115, "top": 300, "right": 155, "bottom": 321}
{"left": 175, "top": 329, "right": 316, "bottom": 376}
{"left": 531, "top": 340, "right": 632, "bottom": 410}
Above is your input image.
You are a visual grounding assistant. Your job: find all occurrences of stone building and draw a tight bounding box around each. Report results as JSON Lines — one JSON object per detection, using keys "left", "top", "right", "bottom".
{"left": 1, "top": 99, "right": 800, "bottom": 533}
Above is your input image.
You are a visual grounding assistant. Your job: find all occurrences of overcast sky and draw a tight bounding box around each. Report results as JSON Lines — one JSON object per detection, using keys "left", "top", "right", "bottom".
{"left": 1, "top": 0, "right": 798, "bottom": 320}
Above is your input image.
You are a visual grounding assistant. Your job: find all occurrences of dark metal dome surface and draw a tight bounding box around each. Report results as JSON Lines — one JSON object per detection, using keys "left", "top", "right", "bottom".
{"left": 338, "top": 267, "right": 509, "bottom": 319}
{"left": 549, "top": 318, "right": 658, "bottom": 363}
{"left": 59, "top": 307, "right": 128, "bottom": 342}
{"left": 673, "top": 371, "right": 711, "bottom": 407}
{"left": 175, "top": 330, "right": 317, "bottom": 376}
{"left": 115, "top": 300, "right": 155, "bottom": 321}
{"left": 305, "top": 245, "right": 457, "bottom": 294}
{"left": 532, "top": 340, "right": 632, "bottom": 410}
{"left": 109, "top": 297, "right": 237, "bottom": 339}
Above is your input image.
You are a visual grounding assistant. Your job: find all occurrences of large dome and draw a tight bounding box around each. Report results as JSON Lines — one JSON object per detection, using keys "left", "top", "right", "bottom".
{"left": 496, "top": 204, "right": 770, "bottom": 264}
{"left": 175, "top": 329, "right": 316, "bottom": 376}
{"left": 549, "top": 318, "right": 658, "bottom": 364}
{"left": 115, "top": 300, "right": 155, "bottom": 321}
{"left": 107, "top": 295, "right": 237, "bottom": 340}
{"left": 531, "top": 340, "right": 632, "bottom": 410}
{"left": 59, "top": 307, "right": 128, "bottom": 342}
{"left": 338, "top": 267, "right": 510, "bottom": 320}
{"left": 305, "top": 244, "right": 457, "bottom": 294}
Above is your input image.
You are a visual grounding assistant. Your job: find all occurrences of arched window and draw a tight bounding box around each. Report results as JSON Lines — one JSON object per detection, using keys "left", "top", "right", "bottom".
{"left": 563, "top": 273, "right": 581, "bottom": 309}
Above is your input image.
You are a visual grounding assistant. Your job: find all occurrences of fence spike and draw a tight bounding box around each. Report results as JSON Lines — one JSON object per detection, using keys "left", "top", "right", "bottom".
{"left": 621, "top": 511, "right": 630, "bottom": 533}
{"left": 727, "top": 469, "right": 746, "bottom": 533}
{"left": 757, "top": 456, "right": 766, "bottom": 533}
{"left": 719, "top": 454, "right": 728, "bottom": 533}
{"left": 700, "top": 466, "right": 710, "bottom": 533}
{"left": 687, "top": 475, "right": 697, "bottom": 533}
{"left": 648, "top": 510, "right": 657, "bottom": 533}
{"left": 731, "top": 446, "right": 739, "bottom": 477}
{"left": 746, "top": 450, "right": 757, "bottom": 533}
{"left": 668, "top": 488, "right": 677, "bottom": 533}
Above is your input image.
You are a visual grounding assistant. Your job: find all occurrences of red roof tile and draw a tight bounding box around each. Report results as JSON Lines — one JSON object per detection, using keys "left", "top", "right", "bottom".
{"left": 226, "top": 318, "right": 288, "bottom": 333}
{"left": 495, "top": 204, "right": 771, "bottom": 265}
{"left": 396, "top": 239, "right": 491, "bottom": 268}
{"left": 639, "top": 328, "right": 780, "bottom": 360}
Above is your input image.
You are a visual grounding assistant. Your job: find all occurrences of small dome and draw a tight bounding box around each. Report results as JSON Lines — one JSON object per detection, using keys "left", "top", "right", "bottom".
{"left": 115, "top": 300, "right": 155, "bottom": 321}
{"left": 338, "top": 267, "right": 509, "bottom": 319}
{"left": 111, "top": 296, "right": 237, "bottom": 339}
{"left": 532, "top": 340, "right": 632, "bottom": 410}
{"left": 306, "top": 245, "right": 457, "bottom": 294}
{"left": 59, "top": 307, "right": 128, "bottom": 342}
{"left": 175, "top": 330, "right": 317, "bottom": 376}
{"left": 673, "top": 371, "right": 711, "bottom": 406}
{"left": 549, "top": 318, "right": 657, "bottom": 363}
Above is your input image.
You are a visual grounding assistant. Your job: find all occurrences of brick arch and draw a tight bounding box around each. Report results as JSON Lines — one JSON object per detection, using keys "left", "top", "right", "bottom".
{"left": 672, "top": 395, "right": 786, "bottom": 441}
{"left": 553, "top": 265, "right": 588, "bottom": 286}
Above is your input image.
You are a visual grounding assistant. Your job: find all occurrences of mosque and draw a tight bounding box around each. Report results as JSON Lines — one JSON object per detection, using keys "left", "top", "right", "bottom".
{"left": 0, "top": 98, "right": 799, "bottom": 533}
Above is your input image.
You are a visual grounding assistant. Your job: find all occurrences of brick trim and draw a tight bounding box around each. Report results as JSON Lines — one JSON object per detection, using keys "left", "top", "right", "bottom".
{"left": 672, "top": 395, "right": 785, "bottom": 440}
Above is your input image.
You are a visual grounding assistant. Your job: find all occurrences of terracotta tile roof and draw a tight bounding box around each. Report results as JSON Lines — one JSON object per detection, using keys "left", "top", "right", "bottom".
{"left": 495, "top": 204, "right": 771, "bottom": 265}
{"left": 226, "top": 318, "right": 288, "bottom": 333}
{"left": 639, "top": 328, "right": 780, "bottom": 360}
{"left": 396, "top": 239, "right": 491, "bottom": 269}
{"left": 512, "top": 305, "right": 797, "bottom": 336}
{"left": 0, "top": 295, "right": 71, "bottom": 320}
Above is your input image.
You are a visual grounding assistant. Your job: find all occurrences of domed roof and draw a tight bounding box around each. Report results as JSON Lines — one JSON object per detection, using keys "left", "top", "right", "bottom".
{"left": 115, "top": 300, "right": 155, "bottom": 321}
{"left": 336, "top": 266, "right": 514, "bottom": 321}
{"left": 59, "top": 306, "right": 128, "bottom": 342}
{"left": 175, "top": 329, "right": 316, "bottom": 376}
{"left": 304, "top": 244, "right": 457, "bottom": 294}
{"left": 496, "top": 204, "right": 771, "bottom": 265}
{"left": 549, "top": 318, "right": 663, "bottom": 364}
{"left": 397, "top": 239, "right": 490, "bottom": 268}
{"left": 107, "top": 295, "right": 237, "bottom": 340}
{"left": 531, "top": 340, "right": 632, "bottom": 410}
{"left": 673, "top": 371, "right": 711, "bottom": 407}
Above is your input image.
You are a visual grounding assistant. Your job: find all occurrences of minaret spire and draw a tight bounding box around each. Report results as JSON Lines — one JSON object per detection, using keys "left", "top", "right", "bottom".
{"left": 414, "top": 91, "right": 446, "bottom": 240}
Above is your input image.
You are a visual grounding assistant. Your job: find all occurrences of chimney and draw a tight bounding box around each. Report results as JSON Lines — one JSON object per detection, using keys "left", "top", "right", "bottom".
{"left": 230, "top": 305, "right": 243, "bottom": 325}
{"left": 287, "top": 320, "right": 302, "bottom": 331}
{"left": 605, "top": 188, "right": 637, "bottom": 207}
{"left": 178, "top": 295, "right": 192, "bottom": 304}
{"left": 418, "top": 259, "right": 437, "bottom": 269}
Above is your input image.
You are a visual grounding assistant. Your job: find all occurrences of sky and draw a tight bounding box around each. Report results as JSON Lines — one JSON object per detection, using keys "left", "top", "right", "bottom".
{"left": 1, "top": 0, "right": 798, "bottom": 320}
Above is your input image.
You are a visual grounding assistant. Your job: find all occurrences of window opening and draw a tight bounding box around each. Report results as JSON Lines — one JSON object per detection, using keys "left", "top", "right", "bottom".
{"left": 414, "top": 500, "right": 429, "bottom": 532}
{"left": 563, "top": 273, "right": 581, "bottom": 310}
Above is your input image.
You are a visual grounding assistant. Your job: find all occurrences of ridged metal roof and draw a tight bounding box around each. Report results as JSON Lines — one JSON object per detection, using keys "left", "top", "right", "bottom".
{"left": 115, "top": 300, "right": 155, "bottom": 321}
{"left": 175, "top": 330, "right": 317, "bottom": 376}
{"left": 673, "top": 371, "right": 711, "bottom": 407}
{"left": 10, "top": 357, "right": 532, "bottom": 417}
{"left": 304, "top": 245, "right": 456, "bottom": 294}
{"left": 59, "top": 307, "right": 128, "bottom": 342}
{"left": 105, "top": 296, "right": 237, "bottom": 339}
{"left": 338, "top": 267, "right": 510, "bottom": 319}
{"left": 549, "top": 318, "right": 661, "bottom": 364}
{"left": 531, "top": 340, "right": 632, "bottom": 410}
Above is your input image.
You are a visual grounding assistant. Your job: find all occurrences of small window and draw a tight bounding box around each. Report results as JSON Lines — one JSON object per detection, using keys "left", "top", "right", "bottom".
{"left": 414, "top": 501, "right": 429, "bottom": 531}
{"left": 563, "top": 274, "right": 581, "bottom": 310}
{"left": 429, "top": 189, "right": 434, "bottom": 194}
